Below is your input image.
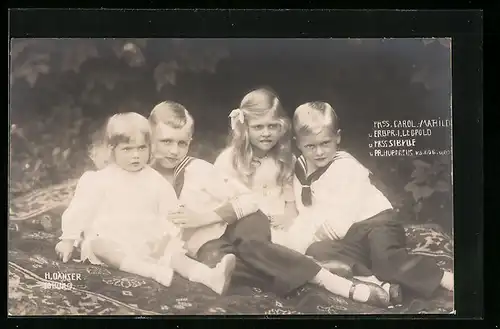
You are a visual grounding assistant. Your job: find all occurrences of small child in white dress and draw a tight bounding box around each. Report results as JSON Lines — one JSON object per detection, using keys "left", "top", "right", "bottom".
{"left": 55, "top": 112, "right": 236, "bottom": 295}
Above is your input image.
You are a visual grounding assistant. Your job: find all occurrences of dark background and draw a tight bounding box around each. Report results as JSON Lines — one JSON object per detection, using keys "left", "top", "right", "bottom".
{"left": 9, "top": 38, "right": 453, "bottom": 230}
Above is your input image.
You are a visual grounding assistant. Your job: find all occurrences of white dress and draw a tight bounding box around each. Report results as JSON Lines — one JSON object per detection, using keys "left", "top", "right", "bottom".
{"left": 59, "top": 164, "right": 183, "bottom": 265}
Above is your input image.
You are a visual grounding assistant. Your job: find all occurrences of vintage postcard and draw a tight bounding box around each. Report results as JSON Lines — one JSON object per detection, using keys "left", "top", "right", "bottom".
{"left": 9, "top": 38, "right": 454, "bottom": 315}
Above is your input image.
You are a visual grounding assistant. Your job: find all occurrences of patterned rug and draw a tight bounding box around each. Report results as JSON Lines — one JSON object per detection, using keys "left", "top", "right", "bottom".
{"left": 8, "top": 180, "right": 455, "bottom": 316}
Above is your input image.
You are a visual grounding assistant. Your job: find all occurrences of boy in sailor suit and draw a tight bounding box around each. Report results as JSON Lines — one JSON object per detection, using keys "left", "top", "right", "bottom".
{"left": 277, "top": 101, "right": 454, "bottom": 301}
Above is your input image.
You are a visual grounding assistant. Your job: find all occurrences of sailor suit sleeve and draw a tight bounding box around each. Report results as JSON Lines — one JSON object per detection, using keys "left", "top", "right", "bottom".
{"left": 310, "top": 158, "right": 371, "bottom": 240}
{"left": 283, "top": 158, "right": 370, "bottom": 253}
{"left": 179, "top": 158, "right": 252, "bottom": 255}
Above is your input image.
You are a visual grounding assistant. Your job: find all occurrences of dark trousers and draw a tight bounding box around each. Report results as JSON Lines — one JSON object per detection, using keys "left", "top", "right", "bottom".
{"left": 305, "top": 210, "right": 444, "bottom": 298}
{"left": 196, "top": 210, "right": 321, "bottom": 296}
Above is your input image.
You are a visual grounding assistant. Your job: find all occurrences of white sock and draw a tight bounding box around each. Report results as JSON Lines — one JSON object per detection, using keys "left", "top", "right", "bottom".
{"left": 187, "top": 262, "right": 212, "bottom": 283}
{"left": 211, "top": 254, "right": 237, "bottom": 295}
{"left": 153, "top": 266, "right": 174, "bottom": 287}
{"left": 119, "top": 256, "right": 157, "bottom": 277}
{"left": 440, "top": 271, "right": 454, "bottom": 291}
{"left": 168, "top": 251, "right": 210, "bottom": 283}
{"left": 355, "top": 275, "right": 390, "bottom": 295}
{"left": 312, "top": 268, "right": 370, "bottom": 302}
{"left": 352, "top": 284, "right": 370, "bottom": 302}
{"left": 185, "top": 254, "right": 236, "bottom": 295}
{"left": 119, "top": 256, "right": 173, "bottom": 287}
{"left": 381, "top": 282, "right": 391, "bottom": 295}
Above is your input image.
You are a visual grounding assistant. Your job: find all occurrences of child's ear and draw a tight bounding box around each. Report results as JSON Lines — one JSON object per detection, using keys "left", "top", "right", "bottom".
{"left": 336, "top": 129, "right": 342, "bottom": 144}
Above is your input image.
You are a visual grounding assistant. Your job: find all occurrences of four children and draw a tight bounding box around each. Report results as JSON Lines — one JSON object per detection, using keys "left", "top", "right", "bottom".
{"left": 55, "top": 89, "right": 454, "bottom": 307}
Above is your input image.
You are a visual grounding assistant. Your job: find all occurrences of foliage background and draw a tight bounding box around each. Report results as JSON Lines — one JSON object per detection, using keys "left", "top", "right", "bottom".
{"left": 9, "top": 38, "right": 453, "bottom": 232}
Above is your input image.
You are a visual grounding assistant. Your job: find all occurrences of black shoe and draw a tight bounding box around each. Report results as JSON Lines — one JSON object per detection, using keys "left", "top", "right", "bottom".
{"left": 318, "top": 260, "right": 353, "bottom": 278}
{"left": 349, "top": 279, "right": 391, "bottom": 308}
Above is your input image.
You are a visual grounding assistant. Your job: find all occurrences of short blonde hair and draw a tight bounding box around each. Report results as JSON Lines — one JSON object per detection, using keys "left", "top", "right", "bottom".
{"left": 148, "top": 101, "right": 195, "bottom": 136}
{"left": 293, "top": 101, "right": 340, "bottom": 136}
{"left": 105, "top": 112, "right": 152, "bottom": 148}
{"left": 89, "top": 112, "right": 152, "bottom": 169}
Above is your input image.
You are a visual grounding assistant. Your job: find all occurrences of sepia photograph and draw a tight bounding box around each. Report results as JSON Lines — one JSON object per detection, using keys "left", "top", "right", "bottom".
{"left": 9, "top": 38, "right": 454, "bottom": 315}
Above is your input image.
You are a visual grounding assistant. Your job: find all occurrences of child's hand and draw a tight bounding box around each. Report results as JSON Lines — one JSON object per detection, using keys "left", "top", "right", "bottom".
{"left": 269, "top": 201, "right": 298, "bottom": 229}
{"left": 55, "top": 239, "right": 75, "bottom": 263}
{"left": 169, "top": 206, "right": 222, "bottom": 228}
{"left": 168, "top": 205, "right": 194, "bottom": 227}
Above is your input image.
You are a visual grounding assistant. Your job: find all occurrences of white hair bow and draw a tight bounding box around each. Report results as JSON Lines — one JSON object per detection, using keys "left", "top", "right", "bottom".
{"left": 229, "top": 108, "right": 245, "bottom": 130}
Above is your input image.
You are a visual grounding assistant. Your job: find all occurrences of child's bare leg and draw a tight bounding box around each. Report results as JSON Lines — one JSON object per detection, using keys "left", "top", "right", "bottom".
{"left": 169, "top": 251, "right": 236, "bottom": 295}
{"left": 91, "top": 238, "right": 173, "bottom": 286}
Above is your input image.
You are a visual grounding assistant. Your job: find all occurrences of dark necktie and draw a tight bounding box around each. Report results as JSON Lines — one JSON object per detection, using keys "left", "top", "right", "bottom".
{"left": 172, "top": 156, "right": 194, "bottom": 198}
{"left": 294, "top": 156, "right": 333, "bottom": 207}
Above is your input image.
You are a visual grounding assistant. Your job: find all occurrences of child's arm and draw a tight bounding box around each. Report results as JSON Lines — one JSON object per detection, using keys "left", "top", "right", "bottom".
{"left": 270, "top": 179, "right": 298, "bottom": 229}
{"left": 282, "top": 156, "right": 299, "bottom": 225}
{"left": 210, "top": 185, "right": 259, "bottom": 225}
{"left": 271, "top": 210, "right": 317, "bottom": 255}
{"left": 283, "top": 179, "right": 299, "bottom": 219}
{"left": 57, "top": 171, "right": 102, "bottom": 262}
{"left": 154, "top": 160, "right": 254, "bottom": 229}
{"left": 60, "top": 171, "right": 101, "bottom": 240}
{"left": 211, "top": 152, "right": 261, "bottom": 224}
{"left": 187, "top": 158, "right": 259, "bottom": 226}
{"left": 309, "top": 161, "right": 369, "bottom": 240}
{"left": 168, "top": 193, "right": 258, "bottom": 229}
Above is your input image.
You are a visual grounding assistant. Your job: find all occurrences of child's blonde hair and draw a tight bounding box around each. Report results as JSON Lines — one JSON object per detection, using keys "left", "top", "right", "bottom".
{"left": 89, "top": 112, "right": 152, "bottom": 169}
{"left": 228, "top": 87, "right": 293, "bottom": 187}
{"left": 148, "top": 101, "right": 195, "bottom": 136}
{"left": 293, "top": 101, "right": 340, "bottom": 137}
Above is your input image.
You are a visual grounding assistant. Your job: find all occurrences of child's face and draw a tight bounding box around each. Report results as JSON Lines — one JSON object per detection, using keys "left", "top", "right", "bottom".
{"left": 247, "top": 112, "right": 283, "bottom": 154}
{"left": 114, "top": 134, "right": 150, "bottom": 172}
{"left": 296, "top": 128, "right": 340, "bottom": 170}
{"left": 152, "top": 122, "right": 192, "bottom": 169}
